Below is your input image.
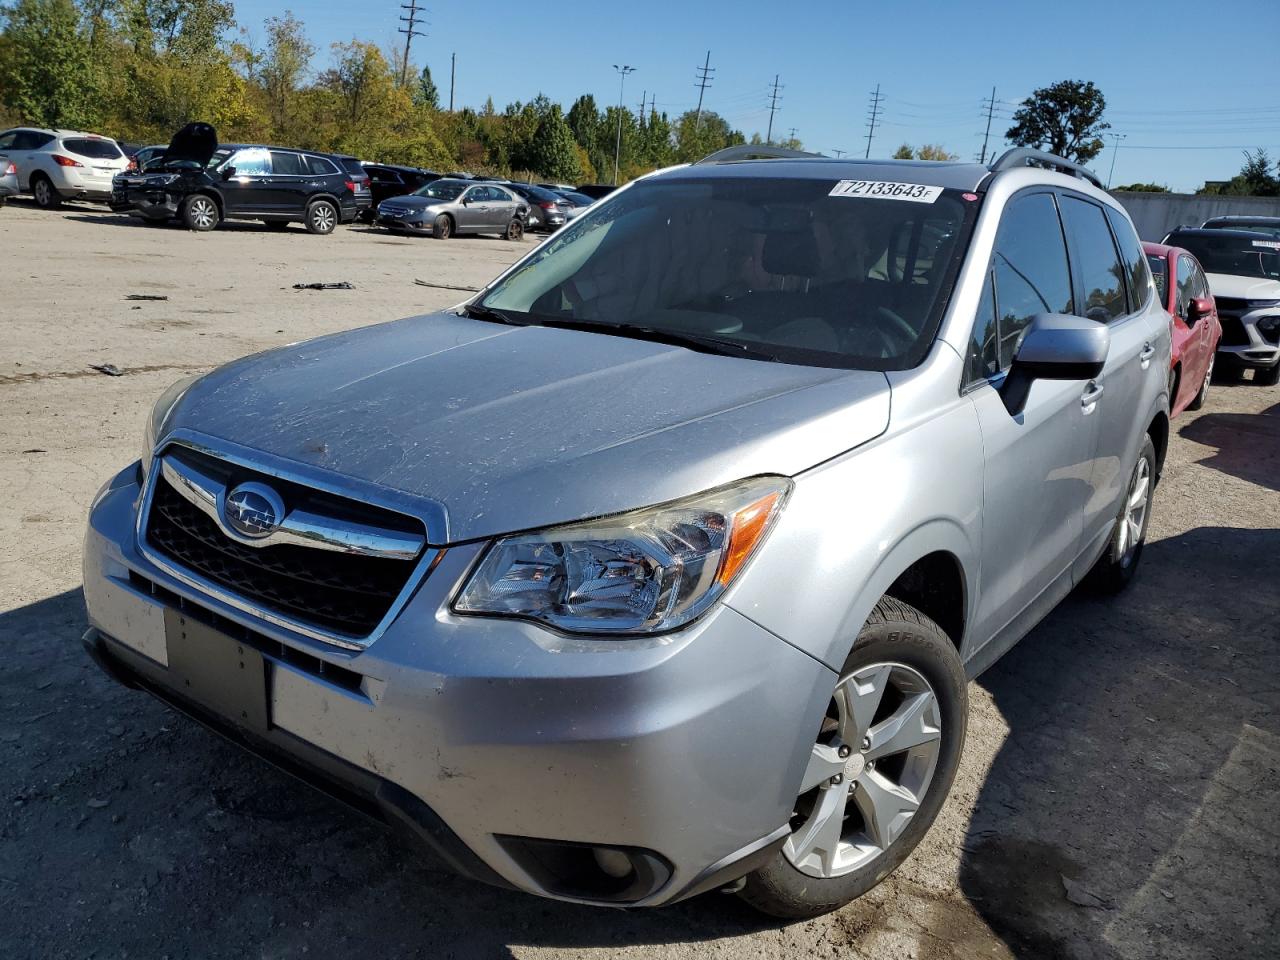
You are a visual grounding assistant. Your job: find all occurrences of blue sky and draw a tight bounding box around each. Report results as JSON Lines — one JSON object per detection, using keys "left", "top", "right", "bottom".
{"left": 230, "top": 0, "right": 1280, "bottom": 192}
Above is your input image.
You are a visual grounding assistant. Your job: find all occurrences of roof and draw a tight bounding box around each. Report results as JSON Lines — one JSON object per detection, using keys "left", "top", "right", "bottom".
{"left": 1166, "top": 226, "right": 1280, "bottom": 242}
{"left": 1203, "top": 216, "right": 1280, "bottom": 225}
{"left": 656, "top": 157, "right": 992, "bottom": 192}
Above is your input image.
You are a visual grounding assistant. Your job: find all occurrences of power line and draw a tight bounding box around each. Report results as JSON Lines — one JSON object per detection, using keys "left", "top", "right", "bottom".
{"left": 864, "top": 83, "right": 883, "bottom": 158}
{"left": 693, "top": 50, "right": 714, "bottom": 131}
{"left": 766, "top": 74, "right": 783, "bottom": 144}
{"left": 397, "top": 0, "right": 427, "bottom": 88}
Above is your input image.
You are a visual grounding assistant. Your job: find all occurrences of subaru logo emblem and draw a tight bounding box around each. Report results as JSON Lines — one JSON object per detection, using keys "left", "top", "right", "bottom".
{"left": 223, "top": 482, "right": 285, "bottom": 539}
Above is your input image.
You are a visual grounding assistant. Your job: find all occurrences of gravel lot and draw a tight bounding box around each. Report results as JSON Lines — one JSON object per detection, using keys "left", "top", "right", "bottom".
{"left": 2, "top": 200, "right": 1277, "bottom": 960}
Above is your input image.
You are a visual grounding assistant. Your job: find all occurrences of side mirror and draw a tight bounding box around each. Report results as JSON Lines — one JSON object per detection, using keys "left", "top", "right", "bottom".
{"left": 1000, "top": 313, "right": 1111, "bottom": 416}
{"left": 1188, "top": 297, "right": 1214, "bottom": 325}
{"left": 221, "top": 166, "right": 235, "bottom": 180}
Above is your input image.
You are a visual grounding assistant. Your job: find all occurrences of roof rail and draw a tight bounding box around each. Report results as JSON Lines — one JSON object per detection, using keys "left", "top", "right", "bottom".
{"left": 696, "top": 144, "right": 825, "bottom": 164}
{"left": 988, "top": 148, "right": 1104, "bottom": 190}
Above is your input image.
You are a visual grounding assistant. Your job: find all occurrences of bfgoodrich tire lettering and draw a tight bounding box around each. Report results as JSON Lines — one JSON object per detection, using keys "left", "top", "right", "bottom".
{"left": 738, "top": 597, "right": 967, "bottom": 919}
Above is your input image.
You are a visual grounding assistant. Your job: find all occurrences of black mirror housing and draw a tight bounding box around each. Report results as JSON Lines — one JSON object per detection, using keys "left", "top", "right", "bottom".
{"left": 1000, "top": 313, "right": 1111, "bottom": 416}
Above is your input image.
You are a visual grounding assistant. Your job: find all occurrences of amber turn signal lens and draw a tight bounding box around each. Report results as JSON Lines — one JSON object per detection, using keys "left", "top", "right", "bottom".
{"left": 717, "top": 491, "right": 782, "bottom": 587}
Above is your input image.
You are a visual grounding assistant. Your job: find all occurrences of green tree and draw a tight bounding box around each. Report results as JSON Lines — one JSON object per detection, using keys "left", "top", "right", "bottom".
{"left": 522, "top": 105, "right": 582, "bottom": 181}
{"left": 1198, "top": 149, "right": 1280, "bottom": 197}
{"left": 893, "top": 143, "right": 914, "bottom": 159}
{"left": 1006, "top": 80, "right": 1109, "bottom": 164}
{"left": 0, "top": 0, "right": 98, "bottom": 128}
{"left": 415, "top": 64, "right": 439, "bottom": 108}
{"left": 1114, "top": 182, "right": 1168, "bottom": 193}
{"left": 893, "top": 143, "right": 958, "bottom": 161}
{"left": 673, "top": 109, "right": 744, "bottom": 164}
{"left": 260, "top": 12, "right": 314, "bottom": 136}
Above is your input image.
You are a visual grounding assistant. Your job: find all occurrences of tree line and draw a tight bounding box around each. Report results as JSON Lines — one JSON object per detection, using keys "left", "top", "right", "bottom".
{"left": 0, "top": 0, "right": 756, "bottom": 182}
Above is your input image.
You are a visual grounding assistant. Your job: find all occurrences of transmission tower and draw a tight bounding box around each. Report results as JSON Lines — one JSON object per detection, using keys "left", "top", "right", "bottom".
{"left": 693, "top": 51, "right": 715, "bottom": 131}
{"left": 397, "top": 0, "right": 427, "bottom": 88}
{"left": 864, "top": 83, "right": 883, "bottom": 158}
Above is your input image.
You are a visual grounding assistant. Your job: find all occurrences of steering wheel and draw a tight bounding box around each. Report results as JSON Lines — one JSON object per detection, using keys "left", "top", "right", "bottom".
{"left": 863, "top": 305, "right": 917, "bottom": 356}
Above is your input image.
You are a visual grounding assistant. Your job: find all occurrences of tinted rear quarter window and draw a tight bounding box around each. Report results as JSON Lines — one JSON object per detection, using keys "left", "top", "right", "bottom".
{"left": 1059, "top": 196, "right": 1127, "bottom": 323}
{"left": 336, "top": 157, "right": 365, "bottom": 176}
{"left": 62, "top": 138, "right": 123, "bottom": 160}
{"left": 304, "top": 154, "right": 338, "bottom": 176}
{"left": 1105, "top": 206, "right": 1152, "bottom": 313}
{"left": 269, "top": 151, "right": 306, "bottom": 176}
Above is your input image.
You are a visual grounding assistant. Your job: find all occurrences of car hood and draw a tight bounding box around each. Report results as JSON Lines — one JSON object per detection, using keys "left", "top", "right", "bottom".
{"left": 1206, "top": 272, "right": 1280, "bottom": 301}
{"left": 161, "top": 122, "right": 216, "bottom": 168}
{"left": 165, "top": 313, "right": 892, "bottom": 543}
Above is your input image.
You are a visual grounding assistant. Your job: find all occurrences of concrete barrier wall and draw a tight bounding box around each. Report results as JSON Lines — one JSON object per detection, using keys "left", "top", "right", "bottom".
{"left": 1111, "top": 191, "right": 1280, "bottom": 242}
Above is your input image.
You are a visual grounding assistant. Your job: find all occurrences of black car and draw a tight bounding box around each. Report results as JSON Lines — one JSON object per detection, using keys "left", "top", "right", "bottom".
{"left": 502, "top": 183, "right": 567, "bottom": 232}
{"left": 110, "top": 123, "right": 371, "bottom": 234}
{"left": 574, "top": 183, "right": 617, "bottom": 200}
{"left": 360, "top": 163, "right": 442, "bottom": 222}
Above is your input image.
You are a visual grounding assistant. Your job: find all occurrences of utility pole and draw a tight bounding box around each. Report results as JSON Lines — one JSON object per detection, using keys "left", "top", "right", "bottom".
{"left": 832, "top": 148, "right": 846, "bottom": 158}
{"left": 693, "top": 50, "right": 714, "bottom": 131}
{"left": 397, "top": 0, "right": 427, "bottom": 88}
{"left": 612, "top": 64, "right": 636, "bottom": 186}
{"left": 1105, "top": 132, "right": 1128, "bottom": 189}
{"left": 864, "top": 83, "right": 883, "bottom": 158}
{"left": 766, "top": 74, "right": 783, "bottom": 144}
{"left": 448, "top": 51, "right": 455, "bottom": 110}
{"left": 787, "top": 126, "right": 798, "bottom": 146}
{"left": 637, "top": 90, "right": 646, "bottom": 129}
{"left": 979, "top": 86, "right": 997, "bottom": 164}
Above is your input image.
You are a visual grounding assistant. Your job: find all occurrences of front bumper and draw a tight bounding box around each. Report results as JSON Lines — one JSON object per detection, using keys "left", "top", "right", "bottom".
{"left": 111, "top": 182, "right": 179, "bottom": 219}
{"left": 83, "top": 461, "right": 832, "bottom": 906}
{"left": 1217, "top": 307, "right": 1280, "bottom": 369}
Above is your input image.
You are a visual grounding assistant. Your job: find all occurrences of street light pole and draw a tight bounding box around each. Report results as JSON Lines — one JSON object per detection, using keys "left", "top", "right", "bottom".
{"left": 612, "top": 64, "right": 635, "bottom": 186}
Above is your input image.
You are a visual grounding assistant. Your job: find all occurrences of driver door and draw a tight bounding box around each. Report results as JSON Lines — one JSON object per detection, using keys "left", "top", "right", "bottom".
{"left": 964, "top": 190, "right": 1102, "bottom": 657}
{"left": 218, "top": 148, "right": 273, "bottom": 216}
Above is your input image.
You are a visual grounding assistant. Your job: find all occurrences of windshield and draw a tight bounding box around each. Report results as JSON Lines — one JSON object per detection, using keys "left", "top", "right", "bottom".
{"left": 1174, "top": 233, "right": 1280, "bottom": 281}
{"left": 478, "top": 177, "right": 979, "bottom": 369}
{"left": 417, "top": 181, "right": 464, "bottom": 201}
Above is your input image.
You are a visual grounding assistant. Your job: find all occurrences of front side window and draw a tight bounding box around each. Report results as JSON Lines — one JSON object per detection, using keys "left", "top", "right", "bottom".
{"left": 1176, "top": 255, "right": 1199, "bottom": 318}
{"left": 981, "top": 192, "right": 1074, "bottom": 374}
{"left": 479, "top": 177, "right": 979, "bottom": 370}
{"left": 229, "top": 148, "right": 271, "bottom": 176}
{"left": 1059, "top": 196, "right": 1127, "bottom": 323}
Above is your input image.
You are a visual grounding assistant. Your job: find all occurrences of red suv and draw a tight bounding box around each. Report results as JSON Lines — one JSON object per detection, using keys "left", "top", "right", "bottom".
{"left": 1143, "top": 242, "right": 1222, "bottom": 416}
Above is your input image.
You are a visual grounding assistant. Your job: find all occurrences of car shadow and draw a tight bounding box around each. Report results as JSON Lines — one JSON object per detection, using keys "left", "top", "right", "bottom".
{"left": 959, "top": 526, "right": 1280, "bottom": 959}
{"left": 0, "top": 589, "right": 787, "bottom": 959}
{"left": 1176, "top": 400, "right": 1280, "bottom": 492}
{"left": 60, "top": 214, "right": 299, "bottom": 234}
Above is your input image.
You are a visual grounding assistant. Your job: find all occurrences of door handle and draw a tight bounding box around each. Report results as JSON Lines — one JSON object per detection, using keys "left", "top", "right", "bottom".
{"left": 1081, "top": 382, "right": 1105, "bottom": 409}
{"left": 1139, "top": 342, "right": 1155, "bottom": 368}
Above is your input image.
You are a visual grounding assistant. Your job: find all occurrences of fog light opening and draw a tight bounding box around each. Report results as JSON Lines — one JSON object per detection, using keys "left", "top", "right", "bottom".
{"left": 592, "top": 847, "right": 634, "bottom": 879}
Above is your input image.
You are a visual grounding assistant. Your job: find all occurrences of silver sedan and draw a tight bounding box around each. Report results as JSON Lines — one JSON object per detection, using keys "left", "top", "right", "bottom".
{"left": 374, "top": 178, "right": 527, "bottom": 240}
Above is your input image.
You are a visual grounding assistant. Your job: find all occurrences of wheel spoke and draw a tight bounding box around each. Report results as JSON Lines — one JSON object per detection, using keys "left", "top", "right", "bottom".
{"left": 785, "top": 782, "right": 847, "bottom": 874}
{"left": 1128, "top": 474, "right": 1149, "bottom": 509}
{"left": 853, "top": 770, "right": 920, "bottom": 851}
{"left": 837, "top": 664, "right": 891, "bottom": 742}
{"left": 864, "top": 692, "right": 940, "bottom": 762}
{"left": 1115, "top": 515, "right": 1129, "bottom": 556}
{"left": 799, "top": 742, "right": 846, "bottom": 793}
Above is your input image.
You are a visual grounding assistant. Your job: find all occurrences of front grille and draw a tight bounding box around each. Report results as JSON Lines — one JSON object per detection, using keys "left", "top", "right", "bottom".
{"left": 144, "top": 452, "right": 424, "bottom": 639}
{"left": 1214, "top": 297, "right": 1249, "bottom": 313}
{"left": 1218, "top": 315, "right": 1250, "bottom": 347}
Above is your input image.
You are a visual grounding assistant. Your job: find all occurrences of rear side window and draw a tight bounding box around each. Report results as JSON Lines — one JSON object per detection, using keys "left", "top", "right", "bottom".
{"left": 304, "top": 155, "right": 337, "bottom": 176}
{"left": 969, "top": 192, "right": 1074, "bottom": 379}
{"left": 270, "top": 151, "right": 306, "bottom": 176}
{"left": 13, "top": 131, "right": 54, "bottom": 150}
{"left": 1059, "top": 196, "right": 1127, "bottom": 323}
{"left": 61, "top": 138, "right": 123, "bottom": 160}
{"left": 1105, "top": 206, "right": 1152, "bottom": 312}
{"left": 1147, "top": 254, "right": 1169, "bottom": 306}
{"left": 337, "top": 157, "right": 365, "bottom": 176}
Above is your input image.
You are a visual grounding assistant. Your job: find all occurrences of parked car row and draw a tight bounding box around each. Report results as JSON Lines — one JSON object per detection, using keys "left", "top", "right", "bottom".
{"left": 87, "top": 146, "right": 1195, "bottom": 922}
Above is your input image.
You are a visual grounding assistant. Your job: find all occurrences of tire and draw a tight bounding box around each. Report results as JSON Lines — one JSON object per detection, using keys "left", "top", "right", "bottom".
{"left": 503, "top": 217, "right": 524, "bottom": 241}
{"left": 305, "top": 199, "right": 337, "bottom": 235}
{"left": 263, "top": 220, "right": 289, "bottom": 231}
{"left": 738, "top": 597, "right": 967, "bottom": 920}
{"left": 431, "top": 213, "right": 453, "bottom": 239}
{"left": 181, "top": 194, "right": 219, "bottom": 232}
{"left": 1086, "top": 434, "right": 1156, "bottom": 594}
{"left": 31, "top": 174, "right": 60, "bottom": 209}
{"left": 1187, "top": 355, "right": 1213, "bottom": 410}
{"left": 1257, "top": 362, "right": 1280, "bottom": 387}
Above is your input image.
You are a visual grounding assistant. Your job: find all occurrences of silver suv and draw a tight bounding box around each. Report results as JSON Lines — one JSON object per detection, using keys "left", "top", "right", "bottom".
{"left": 83, "top": 147, "right": 1170, "bottom": 918}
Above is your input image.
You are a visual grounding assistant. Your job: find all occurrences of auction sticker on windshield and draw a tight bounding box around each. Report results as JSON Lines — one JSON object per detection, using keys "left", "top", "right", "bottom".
{"left": 1252, "top": 240, "right": 1280, "bottom": 250}
{"left": 829, "top": 180, "right": 943, "bottom": 203}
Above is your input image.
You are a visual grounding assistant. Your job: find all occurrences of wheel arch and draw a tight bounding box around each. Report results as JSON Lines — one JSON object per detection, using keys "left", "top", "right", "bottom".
{"left": 308, "top": 192, "right": 341, "bottom": 210}
{"left": 1147, "top": 409, "right": 1169, "bottom": 477}
{"left": 191, "top": 189, "right": 224, "bottom": 215}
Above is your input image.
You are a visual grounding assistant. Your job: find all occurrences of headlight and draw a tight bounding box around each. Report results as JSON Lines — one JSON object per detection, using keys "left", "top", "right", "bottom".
{"left": 142, "top": 375, "right": 199, "bottom": 474}
{"left": 454, "top": 477, "right": 790, "bottom": 635}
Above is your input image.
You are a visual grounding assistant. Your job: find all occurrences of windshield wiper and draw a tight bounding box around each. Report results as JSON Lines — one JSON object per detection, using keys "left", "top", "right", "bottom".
{"left": 460, "top": 303, "right": 528, "bottom": 326}
{"left": 532, "top": 316, "right": 782, "bottom": 362}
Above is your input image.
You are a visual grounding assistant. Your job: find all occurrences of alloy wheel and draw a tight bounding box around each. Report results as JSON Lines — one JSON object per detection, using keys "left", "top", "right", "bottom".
{"left": 34, "top": 178, "right": 52, "bottom": 207}
{"left": 311, "top": 203, "right": 335, "bottom": 233}
{"left": 784, "top": 662, "right": 942, "bottom": 878}
{"left": 1115, "top": 454, "right": 1150, "bottom": 567}
{"left": 189, "top": 197, "right": 216, "bottom": 230}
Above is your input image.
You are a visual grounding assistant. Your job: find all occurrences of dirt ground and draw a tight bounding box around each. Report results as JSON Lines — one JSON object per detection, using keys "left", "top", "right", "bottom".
{"left": 1, "top": 200, "right": 1277, "bottom": 960}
